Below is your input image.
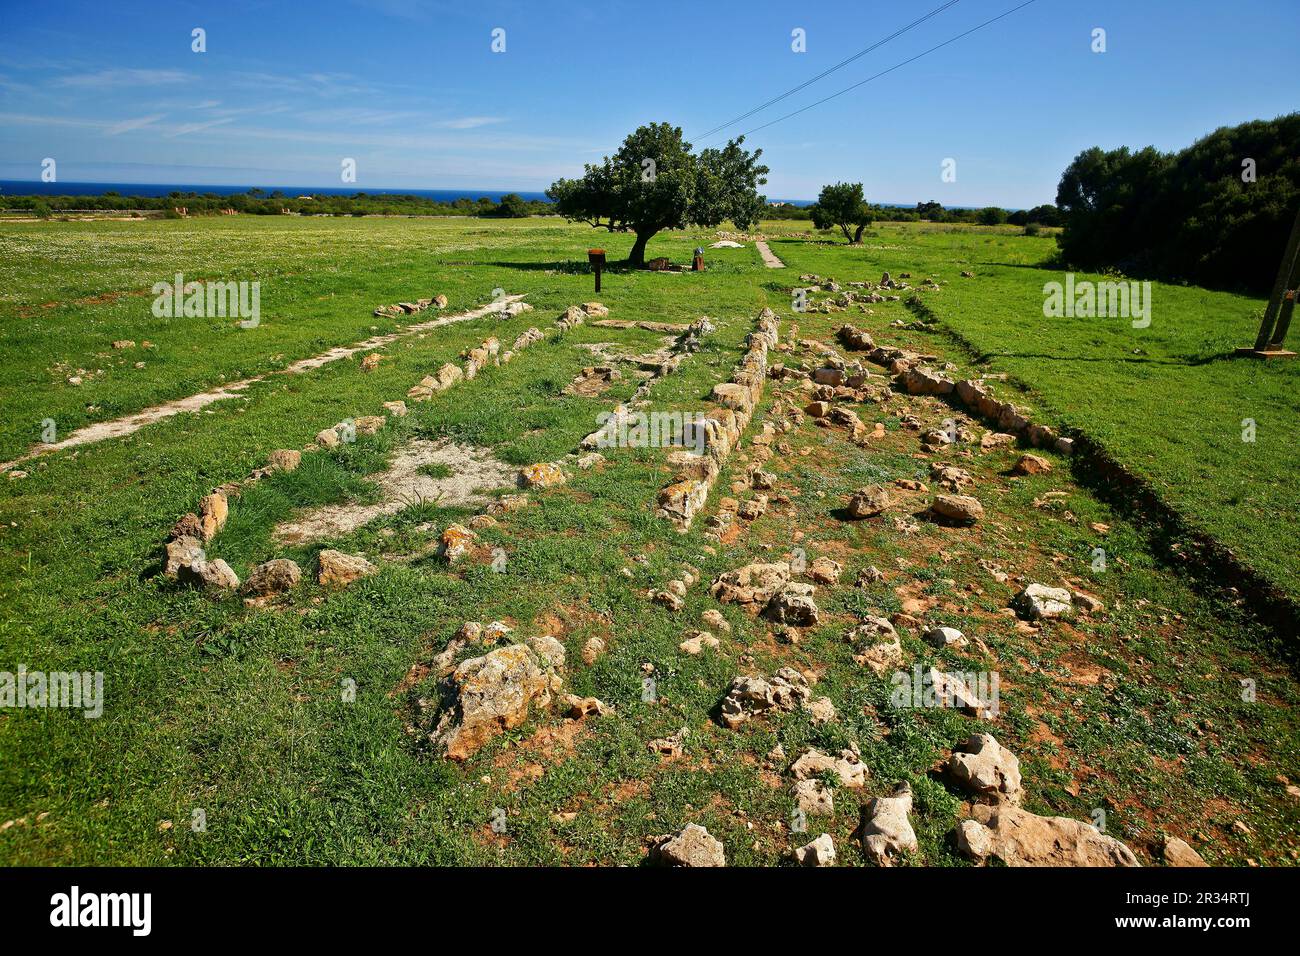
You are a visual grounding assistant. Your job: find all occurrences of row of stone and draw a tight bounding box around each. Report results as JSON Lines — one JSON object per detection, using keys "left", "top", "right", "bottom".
{"left": 838, "top": 323, "right": 1075, "bottom": 456}
{"left": 655, "top": 308, "right": 781, "bottom": 530}
{"left": 373, "top": 293, "right": 448, "bottom": 318}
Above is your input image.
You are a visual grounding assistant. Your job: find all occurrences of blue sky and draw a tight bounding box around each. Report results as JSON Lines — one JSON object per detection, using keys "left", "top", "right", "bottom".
{"left": 1, "top": 0, "right": 1297, "bottom": 205}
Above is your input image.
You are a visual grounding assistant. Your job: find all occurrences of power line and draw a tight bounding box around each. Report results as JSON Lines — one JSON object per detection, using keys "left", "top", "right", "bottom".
{"left": 726, "top": 0, "right": 1041, "bottom": 141}
{"left": 695, "top": 0, "right": 964, "bottom": 142}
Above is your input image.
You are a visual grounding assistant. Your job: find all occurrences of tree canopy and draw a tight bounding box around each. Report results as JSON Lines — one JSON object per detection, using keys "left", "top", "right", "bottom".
{"left": 1055, "top": 113, "right": 1300, "bottom": 293}
{"left": 546, "top": 123, "right": 768, "bottom": 266}
{"left": 810, "top": 182, "right": 873, "bottom": 243}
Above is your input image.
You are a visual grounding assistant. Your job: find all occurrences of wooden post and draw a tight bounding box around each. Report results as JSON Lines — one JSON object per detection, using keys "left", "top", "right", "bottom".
{"left": 588, "top": 248, "right": 605, "bottom": 293}
{"left": 1239, "top": 204, "right": 1300, "bottom": 358}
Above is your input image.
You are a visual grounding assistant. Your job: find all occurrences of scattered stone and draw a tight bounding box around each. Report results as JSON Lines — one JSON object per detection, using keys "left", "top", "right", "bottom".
{"left": 846, "top": 485, "right": 890, "bottom": 519}
{"left": 791, "top": 747, "right": 867, "bottom": 788}
{"left": 861, "top": 782, "right": 918, "bottom": 866}
{"left": 849, "top": 617, "right": 904, "bottom": 675}
{"left": 439, "top": 523, "right": 478, "bottom": 563}
{"left": 266, "top": 449, "right": 301, "bottom": 473}
{"left": 163, "top": 536, "right": 204, "bottom": 579}
{"left": 240, "top": 558, "right": 301, "bottom": 598}
{"left": 679, "top": 632, "right": 720, "bottom": 655}
{"left": 1013, "top": 583, "right": 1073, "bottom": 620}
{"left": 649, "top": 824, "right": 725, "bottom": 867}
{"left": 930, "top": 494, "right": 983, "bottom": 524}
{"left": 382, "top": 400, "right": 408, "bottom": 417}
{"left": 198, "top": 491, "right": 228, "bottom": 541}
{"left": 354, "top": 415, "right": 385, "bottom": 436}
{"left": 429, "top": 643, "right": 562, "bottom": 761}
{"left": 719, "top": 667, "right": 811, "bottom": 728}
{"left": 1162, "top": 837, "right": 1208, "bottom": 867}
{"left": 581, "top": 637, "right": 606, "bottom": 665}
{"left": 922, "top": 626, "right": 967, "bottom": 651}
{"left": 317, "top": 549, "right": 377, "bottom": 587}
{"left": 791, "top": 833, "right": 836, "bottom": 867}
{"left": 738, "top": 495, "right": 768, "bottom": 521}
{"left": 176, "top": 557, "right": 239, "bottom": 592}
{"left": 765, "top": 582, "right": 819, "bottom": 626}
{"left": 804, "top": 696, "right": 836, "bottom": 724}
{"left": 792, "top": 778, "right": 834, "bottom": 816}
{"left": 808, "top": 556, "right": 842, "bottom": 585}
{"left": 315, "top": 427, "right": 341, "bottom": 448}
{"left": 560, "top": 694, "right": 609, "bottom": 719}
{"left": 1013, "top": 453, "right": 1052, "bottom": 475}
{"left": 956, "top": 804, "right": 1139, "bottom": 867}
{"left": 519, "top": 462, "right": 566, "bottom": 489}
{"left": 947, "top": 733, "right": 1022, "bottom": 804}
{"left": 702, "top": 609, "right": 731, "bottom": 633}
{"left": 648, "top": 727, "right": 688, "bottom": 758}
{"left": 169, "top": 512, "right": 203, "bottom": 541}
{"left": 710, "top": 562, "right": 791, "bottom": 607}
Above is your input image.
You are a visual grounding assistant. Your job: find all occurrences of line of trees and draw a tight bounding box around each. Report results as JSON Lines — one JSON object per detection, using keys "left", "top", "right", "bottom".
{"left": 796, "top": 185, "right": 1060, "bottom": 241}
{"left": 0, "top": 190, "right": 552, "bottom": 219}
{"left": 1055, "top": 113, "right": 1300, "bottom": 293}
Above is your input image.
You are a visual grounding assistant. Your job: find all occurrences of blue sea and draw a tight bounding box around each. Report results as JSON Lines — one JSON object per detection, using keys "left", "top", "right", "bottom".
{"left": 0, "top": 179, "right": 817, "bottom": 206}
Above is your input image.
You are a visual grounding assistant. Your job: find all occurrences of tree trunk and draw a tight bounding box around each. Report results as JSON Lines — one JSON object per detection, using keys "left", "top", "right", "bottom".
{"left": 853, "top": 223, "right": 866, "bottom": 244}
{"left": 628, "top": 229, "right": 655, "bottom": 268}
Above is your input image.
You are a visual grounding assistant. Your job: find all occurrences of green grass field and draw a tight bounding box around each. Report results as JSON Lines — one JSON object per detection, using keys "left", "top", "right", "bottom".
{"left": 1, "top": 215, "right": 1296, "bottom": 866}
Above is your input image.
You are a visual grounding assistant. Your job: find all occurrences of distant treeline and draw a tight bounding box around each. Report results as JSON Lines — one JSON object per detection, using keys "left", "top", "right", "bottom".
{"left": 2, "top": 190, "right": 552, "bottom": 219}
{"left": 768, "top": 200, "right": 1061, "bottom": 228}
{"left": 1055, "top": 113, "right": 1300, "bottom": 294}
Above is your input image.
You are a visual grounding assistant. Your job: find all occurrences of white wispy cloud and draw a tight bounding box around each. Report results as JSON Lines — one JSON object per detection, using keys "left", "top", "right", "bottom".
{"left": 105, "top": 114, "right": 166, "bottom": 136}
{"left": 165, "top": 117, "right": 236, "bottom": 137}
{"left": 56, "top": 68, "right": 194, "bottom": 88}
{"left": 433, "top": 116, "right": 505, "bottom": 130}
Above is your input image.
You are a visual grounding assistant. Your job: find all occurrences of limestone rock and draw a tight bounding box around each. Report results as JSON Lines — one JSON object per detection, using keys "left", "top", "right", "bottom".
{"left": 931, "top": 494, "right": 983, "bottom": 524}
{"left": 266, "top": 449, "right": 301, "bottom": 473}
{"left": 765, "top": 582, "right": 820, "bottom": 626}
{"left": 1013, "top": 453, "right": 1052, "bottom": 475}
{"left": 176, "top": 556, "right": 239, "bottom": 592}
{"left": 808, "top": 557, "right": 842, "bottom": 585}
{"left": 956, "top": 804, "right": 1139, "bottom": 867}
{"left": 1014, "top": 583, "right": 1073, "bottom": 620}
{"left": 791, "top": 747, "right": 867, "bottom": 788}
{"left": 861, "top": 782, "right": 918, "bottom": 866}
{"left": 439, "top": 523, "right": 478, "bottom": 563}
{"left": 198, "top": 491, "right": 228, "bottom": 542}
{"left": 924, "top": 625, "right": 969, "bottom": 649}
{"left": 792, "top": 778, "right": 834, "bottom": 816}
{"left": 581, "top": 637, "right": 606, "bottom": 665}
{"left": 240, "top": 558, "right": 301, "bottom": 598}
{"left": 519, "top": 462, "right": 566, "bottom": 489}
{"left": 710, "top": 562, "right": 791, "bottom": 607}
{"left": 649, "top": 824, "right": 725, "bottom": 867}
{"left": 163, "top": 536, "right": 204, "bottom": 579}
{"left": 947, "top": 733, "right": 1022, "bottom": 804}
{"left": 1162, "top": 836, "right": 1208, "bottom": 867}
{"left": 792, "top": 833, "right": 836, "bottom": 866}
{"left": 846, "top": 485, "right": 890, "bottom": 519}
{"left": 719, "top": 667, "right": 810, "bottom": 728}
{"left": 431, "top": 643, "right": 561, "bottom": 761}
{"left": 317, "top": 549, "right": 377, "bottom": 588}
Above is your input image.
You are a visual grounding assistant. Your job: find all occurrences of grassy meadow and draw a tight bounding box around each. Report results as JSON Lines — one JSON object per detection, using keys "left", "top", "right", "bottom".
{"left": 1, "top": 215, "right": 1297, "bottom": 866}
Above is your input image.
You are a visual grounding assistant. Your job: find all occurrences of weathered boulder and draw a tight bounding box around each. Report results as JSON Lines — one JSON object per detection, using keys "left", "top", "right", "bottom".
{"left": 1162, "top": 837, "right": 1208, "bottom": 867}
{"left": 1013, "top": 453, "right": 1052, "bottom": 475}
{"left": 791, "top": 747, "right": 867, "bottom": 788}
{"left": 765, "top": 582, "right": 820, "bottom": 626}
{"left": 198, "top": 491, "right": 228, "bottom": 542}
{"left": 266, "top": 449, "right": 301, "bottom": 473}
{"left": 792, "top": 778, "right": 834, "bottom": 816}
{"left": 924, "top": 625, "right": 969, "bottom": 649}
{"left": 808, "top": 556, "right": 842, "bottom": 585}
{"left": 710, "top": 562, "right": 791, "bottom": 607}
{"left": 930, "top": 494, "right": 983, "bottom": 524}
{"left": 861, "top": 782, "right": 918, "bottom": 866}
{"left": 955, "top": 804, "right": 1139, "bottom": 867}
{"left": 164, "top": 536, "right": 205, "bottom": 579}
{"left": 317, "top": 549, "right": 376, "bottom": 588}
{"left": 430, "top": 643, "right": 561, "bottom": 761}
{"left": 520, "top": 462, "right": 566, "bottom": 489}
{"left": 849, "top": 618, "right": 905, "bottom": 675}
{"left": 947, "top": 733, "right": 1022, "bottom": 804}
{"left": 176, "top": 556, "right": 239, "bottom": 592}
{"left": 240, "top": 558, "right": 301, "bottom": 598}
{"left": 791, "top": 833, "right": 836, "bottom": 867}
{"left": 718, "top": 667, "right": 810, "bottom": 728}
{"left": 1014, "top": 583, "right": 1073, "bottom": 620}
{"left": 649, "top": 824, "right": 725, "bottom": 867}
{"left": 846, "top": 485, "right": 890, "bottom": 519}
{"left": 439, "top": 523, "right": 478, "bottom": 563}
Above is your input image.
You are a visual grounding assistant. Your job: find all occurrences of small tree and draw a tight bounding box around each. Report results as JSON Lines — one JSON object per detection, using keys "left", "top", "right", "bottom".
{"left": 810, "top": 182, "right": 872, "bottom": 243}
{"left": 548, "top": 122, "right": 768, "bottom": 267}
{"left": 493, "top": 193, "right": 530, "bottom": 218}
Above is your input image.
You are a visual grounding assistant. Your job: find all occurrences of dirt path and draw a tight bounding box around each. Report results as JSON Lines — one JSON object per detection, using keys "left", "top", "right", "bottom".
{"left": 1, "top": 294, "right": 526, "bottom": 471}
{"left": 755, "top": 240, "right": 785, "bottom": 269}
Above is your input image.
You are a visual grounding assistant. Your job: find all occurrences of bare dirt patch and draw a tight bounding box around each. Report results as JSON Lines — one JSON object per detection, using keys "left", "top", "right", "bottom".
{"left": 273, "top": 439, "right": 515, "bottom": 545}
